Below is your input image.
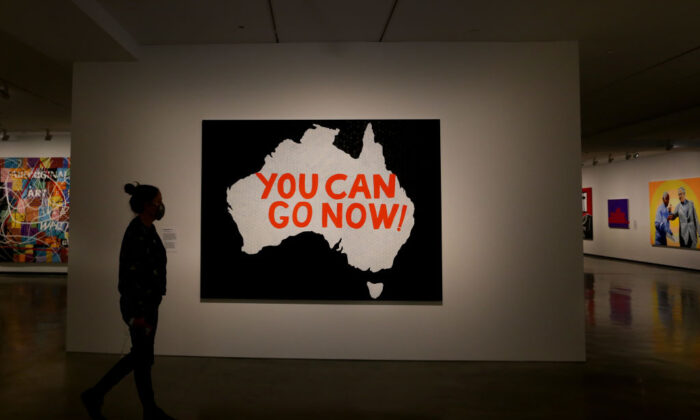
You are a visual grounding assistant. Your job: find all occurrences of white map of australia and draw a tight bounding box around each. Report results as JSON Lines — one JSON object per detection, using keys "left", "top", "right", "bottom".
{"left": 227, "top": 123, "right": 415, "bottom": 298}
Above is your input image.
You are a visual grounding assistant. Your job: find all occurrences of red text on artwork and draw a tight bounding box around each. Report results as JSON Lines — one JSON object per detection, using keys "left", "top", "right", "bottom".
{"left": 257, "top": 173, "right": 407, "bottom": 231}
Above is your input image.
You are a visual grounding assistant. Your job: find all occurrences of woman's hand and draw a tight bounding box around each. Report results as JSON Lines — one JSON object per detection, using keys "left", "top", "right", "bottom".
{"left": 129, "top": 317, "right": 153, "bottom": 335}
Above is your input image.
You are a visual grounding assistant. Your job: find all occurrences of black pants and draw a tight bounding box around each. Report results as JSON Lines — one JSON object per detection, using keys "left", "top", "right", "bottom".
{"left": 92, "top": 307, "right": 159, "bottom": 410}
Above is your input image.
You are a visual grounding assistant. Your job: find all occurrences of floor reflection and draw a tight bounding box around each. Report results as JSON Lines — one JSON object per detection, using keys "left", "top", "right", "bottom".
{"left": 584, "top": 272, "right": 595, "bottom": 326}
{"left": 652, "top": 282, "right": 700, "bottom": 367}
{"left": 609, "top": 287, "right": 632, "bottom": 326}
{"left": 584, "top": 257, "right": 700, "bottom": 367}
{"left": 0, "top": 275, "right": 66, "bottom": 377}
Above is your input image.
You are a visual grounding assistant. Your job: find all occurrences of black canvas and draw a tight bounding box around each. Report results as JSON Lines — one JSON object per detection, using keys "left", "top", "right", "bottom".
{"left": 201, "top": 120, "right": 442, "bottom": 301}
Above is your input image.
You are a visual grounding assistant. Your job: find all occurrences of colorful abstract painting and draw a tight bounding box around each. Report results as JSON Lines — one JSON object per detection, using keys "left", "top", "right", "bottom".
{"left": 608, "top": 199, "right": 629, "bottom": 229}
{"left": 0, "top": 158, "right": 70, "bottom": 263}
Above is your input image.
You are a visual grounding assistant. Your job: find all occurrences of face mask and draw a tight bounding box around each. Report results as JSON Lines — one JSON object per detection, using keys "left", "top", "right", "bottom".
{"left": 155, "top": 203, "right": 165, "bottom": 220}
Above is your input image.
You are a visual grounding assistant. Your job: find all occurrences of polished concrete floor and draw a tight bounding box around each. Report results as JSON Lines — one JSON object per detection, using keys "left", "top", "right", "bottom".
{"left": 2, "top": 256, "right": 700, "bottom": 419}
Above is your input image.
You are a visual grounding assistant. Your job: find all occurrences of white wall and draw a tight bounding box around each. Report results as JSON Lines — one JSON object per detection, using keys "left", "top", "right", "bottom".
{"left": 68, "top": 42, "right": 584, "bottom": 361}
{"left": 0, "top": 132, "right": 70, "bottom": 273}
{"left": 0, "top": 132, "right": 71, "bottom": 157}
{"left": 582, "top": 151, "right": 700, "bottom": 270}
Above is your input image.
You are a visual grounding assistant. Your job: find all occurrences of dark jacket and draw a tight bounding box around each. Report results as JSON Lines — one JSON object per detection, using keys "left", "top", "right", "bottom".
{"left": 118, "top": 217, "right": 167, "bottom": 319}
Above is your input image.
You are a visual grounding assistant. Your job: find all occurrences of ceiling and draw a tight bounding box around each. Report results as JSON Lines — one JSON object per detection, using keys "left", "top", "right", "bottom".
{"left": 2, "top": 0, "right": 700, "bottom": 157}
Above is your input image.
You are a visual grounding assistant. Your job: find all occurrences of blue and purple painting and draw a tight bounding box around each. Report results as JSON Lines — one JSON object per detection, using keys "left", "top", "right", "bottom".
{"left": 608, "top": 199, "right": 629, "bottom": 229}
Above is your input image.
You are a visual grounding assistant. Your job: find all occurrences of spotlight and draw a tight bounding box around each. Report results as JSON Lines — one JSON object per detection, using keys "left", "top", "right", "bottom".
{"left": 633, "top": 152, "right": 639, "bottom": 159}
{"left": 1, "top": 129, "right": 8, "bottom": 141}
{"left": 0, "top": 81, "right": 8, "bottom": 100}
{"left": 608, "top": 154, "right": 614, "bottom": 163}
{"left": 44, "top": 129, "right": 52, "bottom": 141}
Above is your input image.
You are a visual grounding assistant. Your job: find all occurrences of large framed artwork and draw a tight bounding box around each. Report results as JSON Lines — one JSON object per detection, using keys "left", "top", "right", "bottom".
{"left": 608, "top": 199, "right": 629, "bottom": 229}
{"left": 582, "top": 187, "right": 593, "bottom": 240}
{"left": 649, "top": 177, "right": 700, "bottom": 250}
{"left": 0, "top": 158, "right": 70, "bottom": 263}
{"left": 201, "top": 120, "right": 442, "bottom": 301}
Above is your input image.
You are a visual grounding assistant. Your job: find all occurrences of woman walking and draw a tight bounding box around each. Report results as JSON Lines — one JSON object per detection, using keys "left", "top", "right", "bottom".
{"left": 81, "top": 183, "right": 173, "bottom": 420}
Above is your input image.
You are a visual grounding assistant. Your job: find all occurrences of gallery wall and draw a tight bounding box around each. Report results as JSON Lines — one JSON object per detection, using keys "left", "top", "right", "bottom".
{"left": 68, "top": 42, "right": 584, "bottom": 361}
{"left": 0, "top": 132, "right": 70, "bottom": 273}
{"left": 582, "top": 151, "right": 700, "bottom": 270}
{"left": 0, "top": 132, "right": 71, "bottom": 157}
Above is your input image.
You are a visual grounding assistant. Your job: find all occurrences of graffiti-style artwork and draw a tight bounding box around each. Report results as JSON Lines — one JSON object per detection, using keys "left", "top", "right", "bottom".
{"left": 0, "top": 158, "right": 70, "bottom": 263}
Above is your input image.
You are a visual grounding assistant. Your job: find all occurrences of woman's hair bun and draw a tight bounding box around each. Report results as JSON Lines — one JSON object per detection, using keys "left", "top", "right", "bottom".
{"left": 124, "top": 183, "right": 138, "bottom": 195}
{"left": 125, "top": 182, "right": 158, "bottom": 214}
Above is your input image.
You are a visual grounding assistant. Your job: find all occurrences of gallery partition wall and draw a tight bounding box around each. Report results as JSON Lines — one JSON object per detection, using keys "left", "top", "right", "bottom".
{"left": 68, "top": 42, "right": 584, "bottom": 361}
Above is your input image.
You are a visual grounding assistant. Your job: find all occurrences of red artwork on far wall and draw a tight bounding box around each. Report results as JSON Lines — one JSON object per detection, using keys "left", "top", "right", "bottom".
{"left": 582, "top": 187, "right": 593, "bottom": 240}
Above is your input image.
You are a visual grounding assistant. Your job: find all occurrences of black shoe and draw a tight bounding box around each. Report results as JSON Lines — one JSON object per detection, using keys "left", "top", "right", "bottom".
{"left": 144, "top": 406, "right": 175, "bottom": 420}
{"left": 80, "top": 388, "right": 106, "bottom": 420}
